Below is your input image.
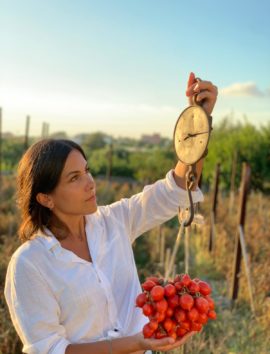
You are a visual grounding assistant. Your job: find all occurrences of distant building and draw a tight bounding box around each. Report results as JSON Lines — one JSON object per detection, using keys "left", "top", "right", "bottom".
{"left": 2, "top": 132, "right": 14, "bottom": 139}
{"left": 140, "top": 133, "right": 161, "bottom": 145}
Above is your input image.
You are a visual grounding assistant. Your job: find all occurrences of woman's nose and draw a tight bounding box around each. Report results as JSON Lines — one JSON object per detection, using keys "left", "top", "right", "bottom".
{"left": 85, "top": 172, "right": 95, "bottom": 190}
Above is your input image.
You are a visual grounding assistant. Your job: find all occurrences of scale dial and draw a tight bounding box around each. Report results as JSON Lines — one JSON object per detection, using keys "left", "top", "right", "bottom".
{"left": 173, "top": 105, "right": 210, "bottom": 165}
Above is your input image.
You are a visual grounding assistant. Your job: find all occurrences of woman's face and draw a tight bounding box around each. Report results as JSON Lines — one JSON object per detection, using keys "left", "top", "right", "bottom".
{"left": 49, "top": 149, "right": 97, "bottom": 217}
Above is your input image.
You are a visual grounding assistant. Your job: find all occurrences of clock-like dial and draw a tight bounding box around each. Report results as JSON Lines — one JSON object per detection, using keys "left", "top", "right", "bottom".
{"left": 174, "top": 105, "right": 210, "bottom": 165}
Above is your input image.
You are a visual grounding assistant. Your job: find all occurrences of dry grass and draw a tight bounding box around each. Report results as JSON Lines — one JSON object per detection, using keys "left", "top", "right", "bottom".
{"left": 0, "top": 176, "right": 270, "bottom": 353}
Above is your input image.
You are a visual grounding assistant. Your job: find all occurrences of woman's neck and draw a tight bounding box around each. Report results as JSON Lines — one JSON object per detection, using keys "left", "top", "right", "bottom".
{"left": 49, "top": 214, "right": 86, "bottom": 241}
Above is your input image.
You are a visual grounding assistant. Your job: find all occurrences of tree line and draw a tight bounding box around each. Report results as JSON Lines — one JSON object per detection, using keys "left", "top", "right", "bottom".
{"left": 1, "top": 116, "right": 270, "bottom": 192}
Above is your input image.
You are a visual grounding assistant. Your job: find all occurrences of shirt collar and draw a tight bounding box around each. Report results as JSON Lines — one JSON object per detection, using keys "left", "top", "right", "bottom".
{"left": 35, "top": 228, "right": 60, "bottom": 251}
{"left": 35, "top": 228, "right": 90, "bottom": 264}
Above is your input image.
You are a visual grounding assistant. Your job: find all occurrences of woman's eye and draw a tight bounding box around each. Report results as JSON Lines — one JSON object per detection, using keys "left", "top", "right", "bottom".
{"left": 70, "top": 175, "right": 79, "bottom": 182}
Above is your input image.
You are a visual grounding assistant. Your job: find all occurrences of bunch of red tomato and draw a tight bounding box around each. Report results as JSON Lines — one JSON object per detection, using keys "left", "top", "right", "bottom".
{"left": 136, "top": 273, "right": 217, "bottom": 339}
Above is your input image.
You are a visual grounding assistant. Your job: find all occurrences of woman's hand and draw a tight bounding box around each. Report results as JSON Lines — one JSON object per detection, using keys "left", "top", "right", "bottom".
{"left": 133, "top": 331, "right": 196, "bottom": 352}
{"left": 185, "top": 72, "right": 218, "bottom": 116}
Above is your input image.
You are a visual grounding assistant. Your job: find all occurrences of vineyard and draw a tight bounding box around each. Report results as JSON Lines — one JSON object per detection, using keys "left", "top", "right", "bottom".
{"left": 0, "top": 117, "right": 270, "bottom": 353}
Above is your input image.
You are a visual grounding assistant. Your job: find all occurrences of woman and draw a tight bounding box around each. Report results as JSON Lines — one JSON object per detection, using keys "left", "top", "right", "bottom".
{"left": 4, "top": 73, "right": 218, "bottom": 354}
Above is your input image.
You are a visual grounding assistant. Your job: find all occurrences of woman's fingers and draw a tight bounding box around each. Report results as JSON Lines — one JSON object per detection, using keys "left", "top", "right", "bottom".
{"left": 195, "top": 81, "right": 218, "bottom": 96}
{"left": 166, "top": 330, "right": 196, "bottom": 349}
{"left": 185, "top": 76, "right": 218, "bottom": 116}
{"left": 168, "top": 331, "right": 195, "bottom": 349}
{"left": 196, "top": 90, "right": 217, "bottom": 104}
{"left": 146, "top": 331, "right": 196, "bottom": 351}
{"left": 186, "top": 80, "right": 217, "bottom": 97}
{"left": 145, "top": 336, "right": 175, "bottom": 349}
{"left": 186, "top": 72, "right": 196, "bottom": 95}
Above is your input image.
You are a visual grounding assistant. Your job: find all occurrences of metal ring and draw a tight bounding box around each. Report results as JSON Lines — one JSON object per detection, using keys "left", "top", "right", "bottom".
{"left": 193, "top": 78, "right": 202, "bottom": 105}
{"left": 193, "top": 93, "right": 203, "bottom": 106}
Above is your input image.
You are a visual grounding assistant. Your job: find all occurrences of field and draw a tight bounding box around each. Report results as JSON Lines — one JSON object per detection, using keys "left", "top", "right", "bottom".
{"left": 0, "top": 175, "right": 270, "bottom": 354}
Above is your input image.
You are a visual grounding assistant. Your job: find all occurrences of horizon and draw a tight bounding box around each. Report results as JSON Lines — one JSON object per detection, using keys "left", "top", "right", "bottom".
{"left": 2, "top": 112, "right": 269, "bottom": 142}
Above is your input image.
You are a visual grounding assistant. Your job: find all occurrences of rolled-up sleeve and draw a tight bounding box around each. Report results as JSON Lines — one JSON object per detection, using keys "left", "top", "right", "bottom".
{"left": 4, "top": 255, "right": 71, "bottom": 354}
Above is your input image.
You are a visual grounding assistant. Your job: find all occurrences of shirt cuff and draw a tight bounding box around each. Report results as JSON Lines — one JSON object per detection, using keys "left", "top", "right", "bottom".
{"left": 164, "top": 169, "right": 204, "bottom": 209}
{"left": 51, "top": 338, "right": 71, "bottom": 354}
{"left": 23, "top": 336, "right": 71, "bottom": 354}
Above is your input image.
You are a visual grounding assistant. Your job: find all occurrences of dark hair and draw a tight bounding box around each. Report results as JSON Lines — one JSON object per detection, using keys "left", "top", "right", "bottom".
{"left": 17, "top": 139, "right": 87, "bottom": 242}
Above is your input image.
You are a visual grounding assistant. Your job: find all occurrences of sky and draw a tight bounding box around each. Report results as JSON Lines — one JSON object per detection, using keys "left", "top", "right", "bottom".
{"left": 0, "top": 0, "right": 270, "bottom": 138}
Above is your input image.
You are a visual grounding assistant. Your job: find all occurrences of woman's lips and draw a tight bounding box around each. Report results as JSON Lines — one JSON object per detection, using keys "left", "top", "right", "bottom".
{"left": 85, "top": 194, "right": 96, "bottom": 202}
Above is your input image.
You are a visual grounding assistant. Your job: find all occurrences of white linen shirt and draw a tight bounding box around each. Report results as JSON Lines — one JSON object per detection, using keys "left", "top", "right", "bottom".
{"left": 4, "top": 170, "right": 203, "bottom": 354}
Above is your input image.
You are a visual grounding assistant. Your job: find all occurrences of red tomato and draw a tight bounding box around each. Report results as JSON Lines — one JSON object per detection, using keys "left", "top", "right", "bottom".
{"left": 174, "top": 274, "right": 181, "bottom": 283}
{"left": 166, "top": 307, "right": 174, "bottom": 317}
{"left": 174, "top": 281, "right": 183, "bottom": 291}
{"left": 187, "top": 307, "right": 199, "bottom": 322}
{"left": 174, "top": 308, "right": 186, "bottom": 323}
{"left": 153, "top": 310, "right": 166, "bottom": 323}
{"left": 176, "top": 327, "right": 187, "bottom": 337}
{"left": 163, "top": 317, "right": 173, "bottom": 332}
{"left": 143, "top": 323, "right": 154, "bottom": 338}
{"left": 205, "top": 296, "right": 215, "bottom": 310}
{"left": 193, "top": 277, "right": 200, "bottom": 283}
{"left": 180, "top": 321, "right": 191, "bottom": 330}
{"left": 149, "top": 320, "right": 159, "bottom": 331}
{"left": 197, "top": 313, "right": 208, "bottom": 324}
{"left": 164, "top": 284, "right": 176, "bottom": 298}
{"left": 135, "top": 293, "right": 147, "bottom": 308}
{"left": 146, "top": 276, "right": 160, "bottom": 285}
{"left": 168, "top": 330, "right": 177, "bottom": 340}
{"left": 170, "top": 319, "right": 177, "bottom": 332}
{"left": 208, "top": 310, "right": 217, "bottom": 320}
{"left": 142, "top": 280, "right": 156, "bottom": 292}
{"left": 150, "top": 285, "right": 165, "bottom": 301}
{"left": 188, "top": 281, "right": 200, "bottom": 294}
{"left": 179, "top": 294, "right": 194, "bottom": 311}
{"left": 198, "top": 281, "right": 211, "bottom": 296}
{"left": 167, "top": 294, "right": 179, "bottom": 309}
{"left": 181, "top": 274, "right": 191, "bottom": 287}
{"left": 155, "top": 330, "right": 167, "bottom": 339}
{"left": 155, "top": 298, "right": 168, "bottom": 313}
{"left": 191, "top": 322, "right": 203, "bottom": 332}
{"left": 195, "top": 297, "right": 210, "bottom": 314}
{"left": 142, "top": 303, "right": 154, "bottom": 316}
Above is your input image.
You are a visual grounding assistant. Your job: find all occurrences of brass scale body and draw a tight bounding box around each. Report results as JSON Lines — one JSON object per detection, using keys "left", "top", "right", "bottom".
{"left": 173, "top": 79, "right": 212, "bottom": 226}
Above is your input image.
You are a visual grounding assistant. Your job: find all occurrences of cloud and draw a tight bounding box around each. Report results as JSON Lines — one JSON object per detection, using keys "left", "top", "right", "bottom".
{"left": 220, "top": 82, "right": 265, "bottom": 97}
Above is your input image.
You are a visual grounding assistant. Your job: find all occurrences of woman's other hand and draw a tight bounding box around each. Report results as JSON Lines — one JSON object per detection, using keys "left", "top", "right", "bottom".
{"left": 133, "top": 331, "right": 196, "bottom": 352}
{"left": 185, "top": 72, "right": 218, "bottom": 116}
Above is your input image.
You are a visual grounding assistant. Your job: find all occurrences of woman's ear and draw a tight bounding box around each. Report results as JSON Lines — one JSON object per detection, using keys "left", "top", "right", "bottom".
{"left": 36, "top": 193, "right": 54, "bottom": 210}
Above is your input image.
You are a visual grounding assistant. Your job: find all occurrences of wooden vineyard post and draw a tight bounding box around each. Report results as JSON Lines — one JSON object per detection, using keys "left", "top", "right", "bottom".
{"left": 41, "top": 122, "right": 50, "bottom": 139}
{"left": 41, "top": 123, "right": 45, "bottom": 138}
{"left": 24, "top": 115, "right": 30, "bottom": 150}
{"left": 229, "top": 150, "right": 238, "bottom": 213}
{"left": 238, "top": 225, "right": 256, "bottom": 314}
{"left": 106, "top": 142, "right": 113, "bottom": 183}
{"left": 230, "top": 163, "right": 255, "bottom": 313}
{"left": 209, "top": 163, "right": 220, "bottom": 252}
{"left": 45, "top": 123, "right": 49, "bottom": 137}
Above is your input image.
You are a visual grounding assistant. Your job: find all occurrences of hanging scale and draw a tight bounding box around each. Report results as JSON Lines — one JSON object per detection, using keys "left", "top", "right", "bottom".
{"left": 173, "top": 78, "right": 212, "bottom": 227}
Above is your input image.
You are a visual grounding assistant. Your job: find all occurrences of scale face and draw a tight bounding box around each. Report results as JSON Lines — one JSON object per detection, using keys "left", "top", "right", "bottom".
{"left": 173, "top": 105, "right": 210, "bottom": 165}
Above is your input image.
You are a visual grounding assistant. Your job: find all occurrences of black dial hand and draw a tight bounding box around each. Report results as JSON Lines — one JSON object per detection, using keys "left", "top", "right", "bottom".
{"left": 180, "top": 131, "right": 209, "bottom": 142}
